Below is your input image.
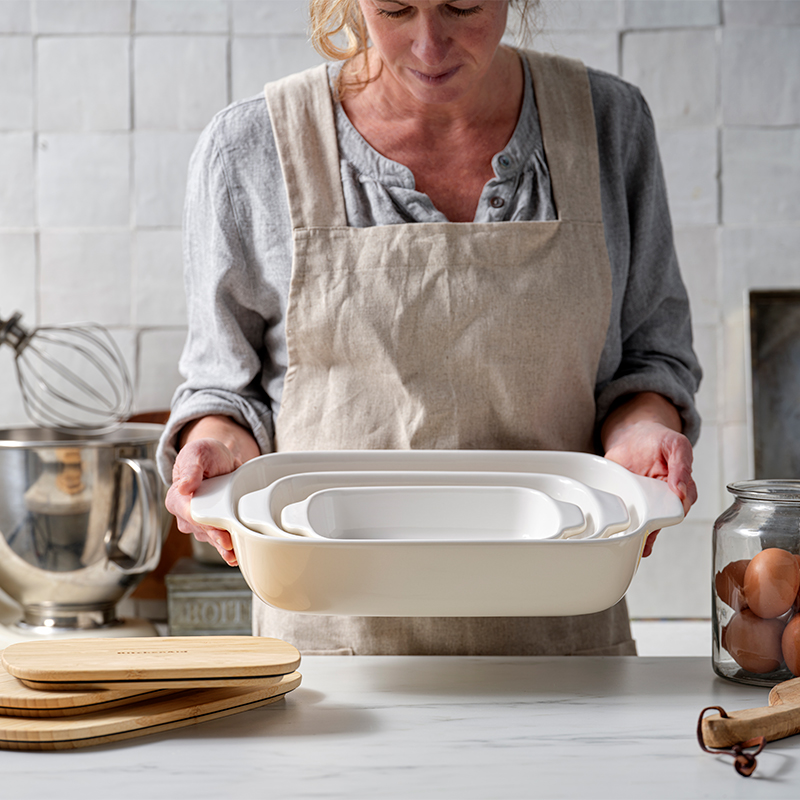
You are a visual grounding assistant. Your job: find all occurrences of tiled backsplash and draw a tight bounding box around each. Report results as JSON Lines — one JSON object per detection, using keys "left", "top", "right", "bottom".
{"left": 1, "top": 0, "right": 799, "bottom": 619}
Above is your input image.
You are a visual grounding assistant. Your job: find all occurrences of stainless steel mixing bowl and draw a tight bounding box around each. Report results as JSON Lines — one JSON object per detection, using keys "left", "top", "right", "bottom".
{"left": 0, "top": 424, "right": 167, "bottom": 632}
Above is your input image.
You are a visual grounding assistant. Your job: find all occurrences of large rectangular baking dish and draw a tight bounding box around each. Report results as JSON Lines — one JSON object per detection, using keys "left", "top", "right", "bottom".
{"left": 190, "top": 450, "right": 684, "bottom": 617}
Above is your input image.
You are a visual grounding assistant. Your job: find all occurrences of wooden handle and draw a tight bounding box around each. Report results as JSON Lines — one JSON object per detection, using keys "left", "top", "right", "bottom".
{"left": 702, "top": 703, "right": 800, "bottom": 748}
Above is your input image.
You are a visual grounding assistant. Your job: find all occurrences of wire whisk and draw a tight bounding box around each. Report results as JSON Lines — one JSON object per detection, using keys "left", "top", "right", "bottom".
{"left": 0, "top": 311, "right": 133, "bottom": 433}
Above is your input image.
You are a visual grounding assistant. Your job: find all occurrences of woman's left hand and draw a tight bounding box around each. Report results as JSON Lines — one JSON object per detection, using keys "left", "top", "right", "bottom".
{"left": 601, "top": 393, "right": 698, "bottom": 557}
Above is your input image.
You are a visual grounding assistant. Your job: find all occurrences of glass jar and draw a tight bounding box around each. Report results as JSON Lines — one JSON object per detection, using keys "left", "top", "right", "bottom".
{"left": 712, "top": 480, "right": 800, "bottom": 686}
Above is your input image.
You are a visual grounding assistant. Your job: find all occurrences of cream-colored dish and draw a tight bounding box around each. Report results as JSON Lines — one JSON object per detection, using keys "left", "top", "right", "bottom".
{"left": 237, "top": 469, "right": 629, "bottom": 540}
{"left": 192, "top": 450, "right": 684, "bottom": 617}
{"left": 279, "top": 484, "right": 586, "bottom": 541}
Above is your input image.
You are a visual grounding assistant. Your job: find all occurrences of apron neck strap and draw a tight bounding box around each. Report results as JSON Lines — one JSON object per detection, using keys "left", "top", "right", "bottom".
{"left": 523, "top": 50, "right": 603, "bottom": 223}
{"left": 264, "top": 64, "right": 348, "bottom": 229}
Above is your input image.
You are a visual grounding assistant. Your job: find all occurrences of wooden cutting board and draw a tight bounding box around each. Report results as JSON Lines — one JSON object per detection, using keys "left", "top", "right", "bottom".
{"left": 0, "top": 662, "right": 172, "bottom": 718}
{"left": 2, "top": 636, "right": 300, "bottom": 690}
{"left": 0, "top": 672, "right": 301, "bottom": 750}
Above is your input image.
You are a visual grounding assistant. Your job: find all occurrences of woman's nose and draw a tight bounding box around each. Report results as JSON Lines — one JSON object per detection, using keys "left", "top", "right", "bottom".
{"left": 411, "top": 14, "right": 451, "bottom": 66}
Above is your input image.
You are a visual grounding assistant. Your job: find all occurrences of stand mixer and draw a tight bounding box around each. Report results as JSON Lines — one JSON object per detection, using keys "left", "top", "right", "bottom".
{"left": 0, "top": 311, "right": 169, "bottom": 645}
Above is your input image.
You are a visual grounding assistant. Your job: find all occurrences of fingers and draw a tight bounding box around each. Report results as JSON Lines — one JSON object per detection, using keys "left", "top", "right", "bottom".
{"left": 166, "top": 437, "right": 240, "bottom": 567}
{"left": 196, "top": 527, "right": 238, "bottom": 566}
{"left": 642, "top": 530, "right": 659, "bottom": 558}
{"left": 181, "top": 523, "right": 238, "bottom": 567}
{"left": 664, "top": 433, "right": 698, "bottom": 515}
{"left": 172, "top": 438, "right": 239, "bottom": 487}
{"left": 168, "top": 494, "right": 237, "bottom": 566}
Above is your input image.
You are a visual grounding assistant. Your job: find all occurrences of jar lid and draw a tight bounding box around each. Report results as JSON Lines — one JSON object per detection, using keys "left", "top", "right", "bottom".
{"left": 728, "top": 479, "right": 800, "bottom": 502}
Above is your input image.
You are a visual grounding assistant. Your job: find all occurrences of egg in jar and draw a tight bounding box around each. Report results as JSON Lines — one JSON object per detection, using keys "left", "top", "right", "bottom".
{"left": 783, "top": 614, "right": 800, "bottom": 676}
{"left": 724, "top": 609, "right": 786, "bottom": 674}
{"left": 743, "top": 548, "right": 800, "bottom": 620}
{"left": 714, "top": 558, "right": 750, "bottom": 611}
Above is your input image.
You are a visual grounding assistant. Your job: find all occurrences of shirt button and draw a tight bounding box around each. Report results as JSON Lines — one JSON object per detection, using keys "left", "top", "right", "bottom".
{"left": 498, "top": 155, "right": 512, "bottom": 168}
{"left": 490, "top": 196, "right": 505, "bottom": 209}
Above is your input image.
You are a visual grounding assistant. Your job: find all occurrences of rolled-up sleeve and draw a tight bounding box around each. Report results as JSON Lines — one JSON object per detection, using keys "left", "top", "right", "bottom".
{"left": 157, "top": 115, "right": 277, "bottom": 483}
{"left": 592, "top": 75, "right": 702, "bottom": 447}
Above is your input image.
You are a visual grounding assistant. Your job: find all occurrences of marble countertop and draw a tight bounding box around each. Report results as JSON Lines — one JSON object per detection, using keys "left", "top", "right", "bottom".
{"left": 3, "top": 654, "right": 799, "bottom": 799}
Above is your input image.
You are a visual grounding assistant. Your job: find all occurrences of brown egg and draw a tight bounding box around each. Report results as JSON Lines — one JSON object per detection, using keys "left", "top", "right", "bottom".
{"left": 715, "top": 559, "right": 750, "bottom": 610}
{"left": 782, "top": 614, "right": 800, "bottom": 676}
{"left": 743, "top": 548, "right": 800, "bottom": 619}
{"left": 724, "top": 609, "right": 786, "bottom": 674}
{"left": 794, "top": 555, "right": 800, "bottom": 613}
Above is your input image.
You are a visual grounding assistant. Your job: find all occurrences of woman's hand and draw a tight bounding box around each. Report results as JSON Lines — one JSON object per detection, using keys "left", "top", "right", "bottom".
{"left": 165, "top": 415, "right": 260, "bottom": 566}
{"left": 601, "top": 392, "right": 697, "bottom": 558}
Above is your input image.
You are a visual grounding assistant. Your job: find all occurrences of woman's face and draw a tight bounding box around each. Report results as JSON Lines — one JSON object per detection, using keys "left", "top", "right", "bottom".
{"left": 358, "top": 1, "right": 511, "bottom": 106}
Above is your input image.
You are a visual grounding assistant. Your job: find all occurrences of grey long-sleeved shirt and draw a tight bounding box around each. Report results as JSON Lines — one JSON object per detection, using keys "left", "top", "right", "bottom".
{"left": 157, "top": 55, "right": 702, "bottom": 483}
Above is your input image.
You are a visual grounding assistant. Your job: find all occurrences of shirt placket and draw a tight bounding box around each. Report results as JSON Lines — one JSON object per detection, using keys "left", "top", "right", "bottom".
{"left": 479, "top": 152, "right": 520, "bottom": 221}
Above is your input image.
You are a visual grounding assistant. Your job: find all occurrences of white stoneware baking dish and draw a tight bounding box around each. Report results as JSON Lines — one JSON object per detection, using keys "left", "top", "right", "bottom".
{"left": 237, "top": 469, "right": 630, "bottom": 540}
{"left": 191, "top": 450, "right": 684, "bottom": 617}
{"left": 278, "top": 484, "right": 587, "bottom": 541}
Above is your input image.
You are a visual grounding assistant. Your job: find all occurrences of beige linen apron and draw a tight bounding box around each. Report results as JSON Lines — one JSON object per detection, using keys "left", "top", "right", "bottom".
{"left": 255, "top": 50, "right": 636, "bottom": 656}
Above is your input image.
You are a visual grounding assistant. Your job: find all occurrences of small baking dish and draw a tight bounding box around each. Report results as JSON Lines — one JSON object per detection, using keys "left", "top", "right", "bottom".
{"left": 277, "top": 484, "right": 587, "bottom": 541}
{"left": 191, "top": 450, "right": 684, "bottom": 617}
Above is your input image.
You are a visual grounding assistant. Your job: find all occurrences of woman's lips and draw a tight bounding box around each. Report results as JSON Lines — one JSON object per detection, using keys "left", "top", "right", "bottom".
{"left": 409, "top": 65, "right": 461, "bottom": 85}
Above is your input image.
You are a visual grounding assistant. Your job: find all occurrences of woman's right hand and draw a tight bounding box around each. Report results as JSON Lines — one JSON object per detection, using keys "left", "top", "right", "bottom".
{"left": 165, "top": 416, "right": 261, "bottom": 566}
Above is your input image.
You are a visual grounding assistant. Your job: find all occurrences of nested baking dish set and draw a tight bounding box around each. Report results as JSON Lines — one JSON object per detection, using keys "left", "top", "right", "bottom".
{"left": 191, "top": 450, "right": 684, "bottom": 617}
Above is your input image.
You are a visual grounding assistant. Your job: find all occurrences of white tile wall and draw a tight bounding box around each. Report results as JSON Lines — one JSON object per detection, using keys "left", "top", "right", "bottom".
{"left": 622, "top": 29, "right": 718, "bottom": 128}
{"left": 0, "top": 35, "right": 33, "bottom": 129}
{"left": 230, "top": 1, "right": 309, "bottom": 34}
{"left": 533, "top": 30, "right": 619, "bottom": 74}
{"left": 37, "top": 132, "right": 131, "bottom": 227}
{"left": 0, "top": 1, "right": 31, "bottom": 33}
{"left": 39, "top": 230, "right": 132, "bottom": 324}
{"left": 0, "top": 233, "right": 36, "bottom": 316}
{"left": 623, "top": 0, "right": 720, "bottom": 28}
{"left": 722, "top": 129, "right": 800, "bottom": 224}
{"left": 134, "top": 36, "right": 228, "bottom": 130}
{"left": 672, "top": 227, "right": 719, "bottom": 328}
{"left": 33, "top": 0, "right": 132, "bottom": 34}
{"left": 135, "top": 0, "right": 229, "bottom": 33}
{"left": 232, "top": 34, "right": 321, "bottom": 100}
{"left": 723, "top": 0, "right": 800, "bottom": 26}
{"left": 538, "top": 1, "right": 621, "bottom": 30}
{"left": 136, "top": 328, "right": 186, "bottom": 409}
{"left": 133, "top": 229, "right": 186, "bottom": 326}
{"left": 722, "top": 27, "right": 800, "bottom": 126}
{"left": 0, "top": 133, "right": 34, "bottom": 227}
{"left": 36, "top": 36, "right": 130, "bottom": 131}
{"left": 658, "top": 128, "right": 718, "bottom": 225}
{"left": 1, "top": 0, "right": 799, "bottom": 621}
{"left": 133, "top": 131, "right": 199, "bottom": 226}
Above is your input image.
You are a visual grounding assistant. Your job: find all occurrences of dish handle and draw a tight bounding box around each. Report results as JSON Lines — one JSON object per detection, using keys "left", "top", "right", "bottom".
{"left": 628, "top": 472, "right": 685, "bottom": 531}
{"left": 189, "top": 473, "right": 237, "bottom": 530}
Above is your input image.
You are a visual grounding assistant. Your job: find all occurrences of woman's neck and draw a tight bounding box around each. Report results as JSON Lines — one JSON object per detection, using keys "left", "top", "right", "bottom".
{"left": 341, "top": 46, "right": 524, "bottom": 138}
{"left": 339, "top": 48, "right": 525, "bottom": 223}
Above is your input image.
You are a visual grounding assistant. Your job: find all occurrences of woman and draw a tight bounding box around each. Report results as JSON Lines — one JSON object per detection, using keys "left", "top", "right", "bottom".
{"left": 160, "top": 0, "right": 701, "bottom": 655}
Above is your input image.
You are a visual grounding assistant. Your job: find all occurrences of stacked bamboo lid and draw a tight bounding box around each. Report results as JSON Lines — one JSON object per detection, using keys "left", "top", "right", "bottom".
{"left": 0, "top": 636, "right": 301, "bottom": 750}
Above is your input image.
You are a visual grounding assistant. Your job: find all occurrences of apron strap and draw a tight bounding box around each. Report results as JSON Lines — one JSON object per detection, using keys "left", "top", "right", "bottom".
{"left": 523, "top": 50, "right": 604, "bottom": 224}
{"left": 264, "top": 64, "right": 348, "bottom": 230}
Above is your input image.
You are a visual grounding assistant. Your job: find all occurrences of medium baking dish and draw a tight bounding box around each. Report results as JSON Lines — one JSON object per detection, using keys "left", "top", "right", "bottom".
{"left": 237, "top": 469, "right": 632, "bottom": 540}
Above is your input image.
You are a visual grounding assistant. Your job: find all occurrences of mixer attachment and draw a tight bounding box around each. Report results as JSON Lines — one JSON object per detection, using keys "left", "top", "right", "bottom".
{"left": 0, "top": 311, "right": 133, "bottom": 433}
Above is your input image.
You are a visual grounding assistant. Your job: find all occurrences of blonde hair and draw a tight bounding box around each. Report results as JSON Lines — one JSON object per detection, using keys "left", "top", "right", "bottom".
{"left": 309, "top": 0, "right": 538, "bottom": 97}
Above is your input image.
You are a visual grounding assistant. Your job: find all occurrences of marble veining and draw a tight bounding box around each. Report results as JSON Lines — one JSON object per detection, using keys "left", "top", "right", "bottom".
{"left": 2, "top": 655, "right": 799, "bottom": 799}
